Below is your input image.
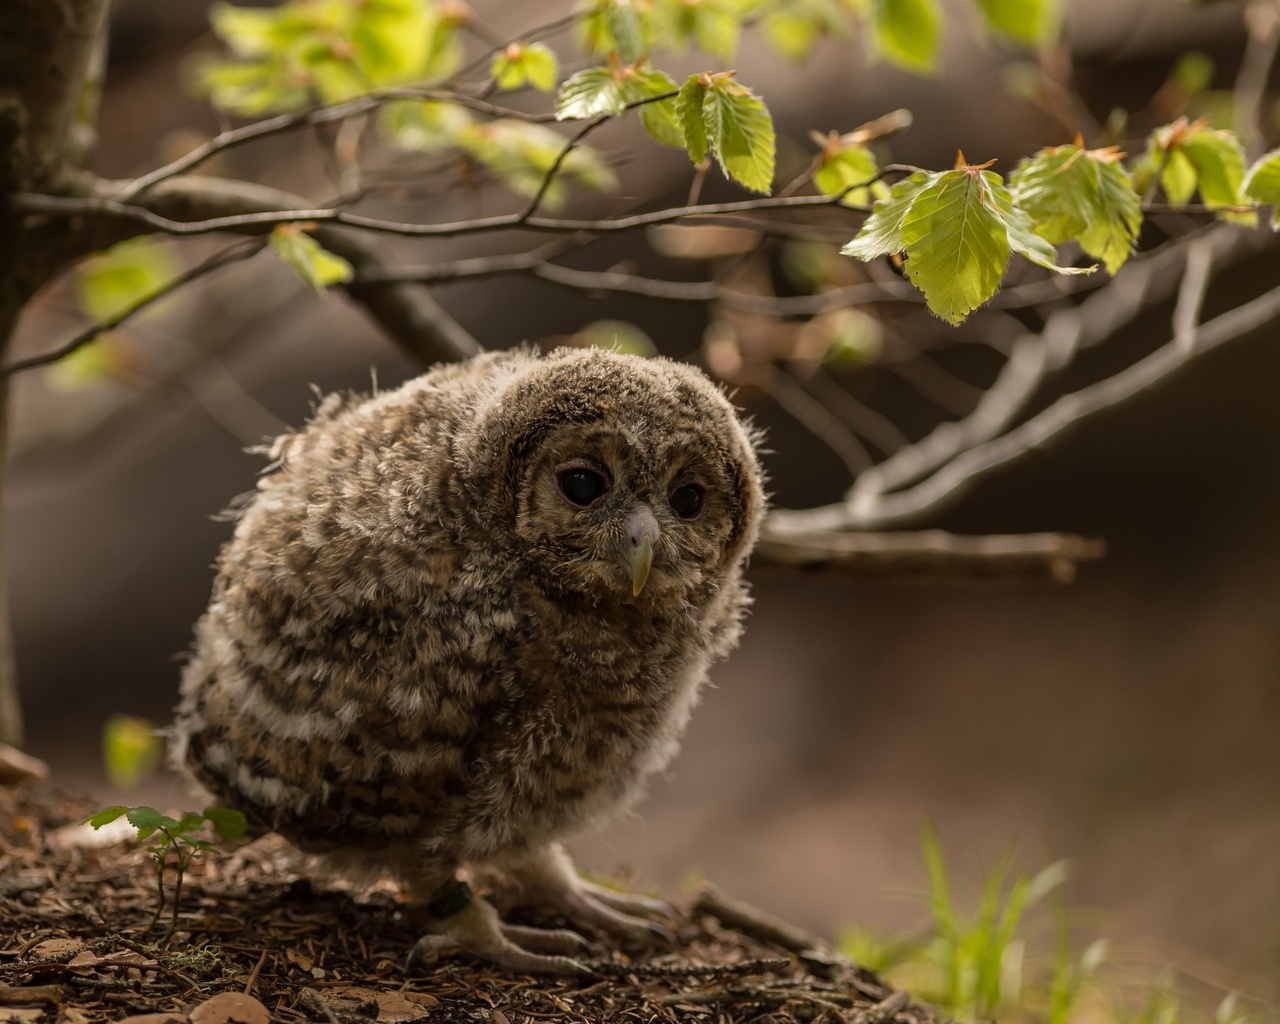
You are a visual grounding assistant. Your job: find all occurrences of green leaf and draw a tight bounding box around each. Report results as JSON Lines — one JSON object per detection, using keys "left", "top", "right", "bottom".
{"left": 870, "top": 0, "right": 942, "bottom": 74}
{"left": 102, "top": 714, "right": 165, "bottom": 790}
{"left": 380, "top": 99, "right": 473, "bottom": 153}
{"left": 558, "top": 62, "right": 680, "bottom": 144}
{"left": 126, "top": 806, "right": 166, "bottom": 840}
{"left": 1161, "top": 146, "right": 1198, "bottom": 205}
{"left": 579, "top": 0, "right": 649, "bottom": 62}
{"left": 270, "top": 225, "right": 354, "bottom": 291}
{"left": 814, "top": 142, "right": 879, "bottom": 206}
{"left": 1011, "top": 144, "right": 1142, "bottom": 274}
{"left": 461, "top": 120, "right": 618, "bottom": 205}
{"left": 491, "top": 41, "right": 559, "bottom": 92}
{"left": 204, "top": 806, "right": 250, "bottom": 842}
{"left": 557, "top": 66, "right": 629, "bottom": 118}
{"left": 899, "top": 168, "right": 1010, "bottom": 324}
{"left": 194, "top": 57, "right": 310, "bottom": 116}
{"left": 700, "top": 75, "right": 776, "bottom": 193}
{"left": 175, "top": 811, "right": 207, "bottom": 836}
{"left": 1243, "top": 146, "right": 1280, "bottom": 228}
{"left": 634, "top": 69, "right": 684, "bottom": 148}
{"left": 76, "top": 237, "right": 179, "bottom": 322}
{"left": 677, "top": 75, "right": 711, "bottom": 165}
{"left": 1181, "top": 127, "right": 1253, "bottom": 223}
{"left": 1147, "top": 120, "right": 1255, "bottom": 223}
{"left": 86, "top": 806, "right": 130, "bottom": 829}
{"left": 656, "top": 0, "right": 742, "bottom": 60}
{"left": 972, "top": 0, "right": 1060, "bottom": 46}
{"left": 841, "top": 170, "right": 933, "bottom": 260}
{"left": 208, "top": 3, "right": 294, "bottom": 57}
{"left": 352, "top": 0, "right": 434, "bottom": 85}
{"left": 761, "top": 0, "right": 850, "bottom": 61}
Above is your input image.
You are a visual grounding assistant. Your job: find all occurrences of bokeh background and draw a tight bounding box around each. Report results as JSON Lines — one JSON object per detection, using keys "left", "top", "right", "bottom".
{"left": 6, "top": 0, "right": 1279, "bottom": 1006}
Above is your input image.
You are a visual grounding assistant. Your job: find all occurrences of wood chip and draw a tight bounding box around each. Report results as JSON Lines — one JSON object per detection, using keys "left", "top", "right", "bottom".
{"left": 189, "top": 993, "right": 272, "bottom": 1024}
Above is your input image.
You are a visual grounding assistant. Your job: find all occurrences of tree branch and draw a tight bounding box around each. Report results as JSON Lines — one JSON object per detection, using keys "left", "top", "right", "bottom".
{"left": 16, "top": 189, "right": 863, "bottom": 240}
{"left": 752, "top": 528, "right": 1105, "bottom": 583}
{"left": 72, "top": 174, "right": 483, "bottom": 366}
{"left": 773, "top": 225, "right": 1256, "bottom": 533}
{"left": 1, "top": 239, "right": 267, "bottom": 376}
{"left": 772, "top": 262, "right": 1280, "bottom": 532}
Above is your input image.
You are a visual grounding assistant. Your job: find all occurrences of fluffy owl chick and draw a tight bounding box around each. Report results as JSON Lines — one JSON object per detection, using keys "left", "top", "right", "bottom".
{"left": 172, "top": 346, "right": 765, "bottom": 973}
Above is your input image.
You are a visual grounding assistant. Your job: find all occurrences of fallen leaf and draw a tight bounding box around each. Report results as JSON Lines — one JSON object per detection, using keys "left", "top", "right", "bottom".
{"left": 188, "top": 993, "right": 270, "bottom": 1024}
{"left": 319, "top": 988, "right": 436, "bottom": 1023}
{"left": 284, "top": 948, "right": 313, "bottom": 973}
{"left": 26, "top": 940, "right": 84, "bottom": 961}
{"left": 115, "top": 1016, "right": 188, "bottom": 1024}
{"left": 0, "top": 1009, "right": 44, "bottom": 1023}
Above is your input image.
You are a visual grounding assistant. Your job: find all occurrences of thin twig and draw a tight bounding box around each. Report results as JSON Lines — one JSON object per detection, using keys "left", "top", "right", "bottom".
{"left": 115, "top": 88, "right": 572, "bottom": 200}
{"left": 2, "top": 239, "right": 266, "bottom": 376}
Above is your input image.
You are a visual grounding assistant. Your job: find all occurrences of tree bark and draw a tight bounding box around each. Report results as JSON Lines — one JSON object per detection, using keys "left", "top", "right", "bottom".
{"left": 0, "top": 0, "right": 112, "bottom": 746}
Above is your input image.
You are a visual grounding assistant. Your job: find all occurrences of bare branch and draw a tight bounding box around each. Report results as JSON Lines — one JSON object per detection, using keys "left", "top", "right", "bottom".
{"left": 815, "top": 225, "right": 1252, "bottom": 529}
{"left": 788, "top": 366, "right": 910, "bottom": 457}
{"left": 1234, "top": 0, "right": 1280, "bottom": 159}
{"left": 761, "top": 365, "right": 872, "bottom": 476}
{"left": 2, "top": 239, "right": 267, "bottom": 376}
{"left": 774, "top": 267, "right": 1280, "bottom": 532}
{"left": 753, "top": 528, "right": 1105, "bottom": 583}
{"left": 16, "top": 189, "right": 863, "bottom": 240}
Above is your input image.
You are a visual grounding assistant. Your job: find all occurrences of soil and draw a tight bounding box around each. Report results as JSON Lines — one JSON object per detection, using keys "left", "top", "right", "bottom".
{"left": 0, "top": 783, "right": 933, "bottom": 1024}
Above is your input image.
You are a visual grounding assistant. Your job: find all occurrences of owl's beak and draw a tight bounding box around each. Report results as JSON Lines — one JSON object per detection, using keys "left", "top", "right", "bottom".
{"left": 622, "top": 505, "right": 661, "bottom": 596}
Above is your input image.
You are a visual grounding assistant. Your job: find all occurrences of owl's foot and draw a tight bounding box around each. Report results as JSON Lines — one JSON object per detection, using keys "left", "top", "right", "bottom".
{"left": 407, "top": 882, "right": 591, "bottom": 976}
{"left": 497, "top": 843, "right": 676, "bottom": 946}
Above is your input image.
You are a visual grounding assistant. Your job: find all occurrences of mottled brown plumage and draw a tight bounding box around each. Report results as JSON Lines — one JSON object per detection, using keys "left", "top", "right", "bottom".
{"left": 172, "top": 346, "right": 765, "bottom": 972}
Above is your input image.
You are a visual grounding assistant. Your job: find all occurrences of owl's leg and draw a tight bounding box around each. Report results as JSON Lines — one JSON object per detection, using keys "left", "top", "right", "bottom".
{"left": 405, "top": 867, "right": 590, "bottom": 975}
{"left": 495, "top": 842, "right": 675, "bottom": 944}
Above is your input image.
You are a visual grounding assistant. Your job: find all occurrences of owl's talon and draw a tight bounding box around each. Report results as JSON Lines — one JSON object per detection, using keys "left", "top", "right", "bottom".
{"left": 406, "top": 933, "right": 459, "bottom": 970}
{"left": 409, "top": 892, "right": 592, "bottom": 976}
{"left": 501, "top": 923, "right": 591, "bottom": 956}
{"left": 578, "top": 878, "right": 674, "bottom": 918}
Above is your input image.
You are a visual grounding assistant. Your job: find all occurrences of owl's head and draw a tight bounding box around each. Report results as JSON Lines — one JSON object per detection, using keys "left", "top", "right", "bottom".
{"left": 459, "top": 348, "right": 765, "bottom": 602}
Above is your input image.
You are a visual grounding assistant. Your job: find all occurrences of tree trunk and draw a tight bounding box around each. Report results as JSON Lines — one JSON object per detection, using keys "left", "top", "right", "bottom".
{"left": 0, "top": 0, "right": 111, "bottom": 747}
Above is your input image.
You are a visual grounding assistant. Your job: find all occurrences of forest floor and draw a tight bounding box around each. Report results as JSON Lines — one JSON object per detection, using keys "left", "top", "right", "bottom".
{"left": 0, "top": 781, "right": 932, "bottom": 1024}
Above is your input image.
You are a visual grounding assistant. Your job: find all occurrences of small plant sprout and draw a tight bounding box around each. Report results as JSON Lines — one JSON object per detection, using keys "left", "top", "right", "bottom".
{"left": 86, "top": 805, "right": 248, "bottom": 942}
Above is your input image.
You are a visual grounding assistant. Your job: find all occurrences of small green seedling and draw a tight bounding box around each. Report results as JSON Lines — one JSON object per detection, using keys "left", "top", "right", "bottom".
{"left": 86, "top": 805, "right": 248, "bottom": 942}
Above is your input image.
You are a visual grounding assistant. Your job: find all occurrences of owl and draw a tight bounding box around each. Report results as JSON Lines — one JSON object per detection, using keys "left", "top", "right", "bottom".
{"left": 171, "top": 346, "right": 765, "bottom": 973}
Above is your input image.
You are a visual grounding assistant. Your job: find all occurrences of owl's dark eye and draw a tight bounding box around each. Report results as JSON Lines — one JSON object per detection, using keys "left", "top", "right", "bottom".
{"left": 555, "top": 466, "right": 610, "bottom": 509}
{"left": 669, "top": 483, "right": 705, "bottom": 521}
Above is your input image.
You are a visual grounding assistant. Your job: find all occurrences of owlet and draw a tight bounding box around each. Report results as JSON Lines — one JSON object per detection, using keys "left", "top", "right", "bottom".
{"left": 172, "top": 346, "right": 765, "bottom": 972}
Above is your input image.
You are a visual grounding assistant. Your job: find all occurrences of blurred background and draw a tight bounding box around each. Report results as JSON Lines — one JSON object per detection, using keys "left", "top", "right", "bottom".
{"left": 5, "top": 0, "right": 1279, "bottom": 1008}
